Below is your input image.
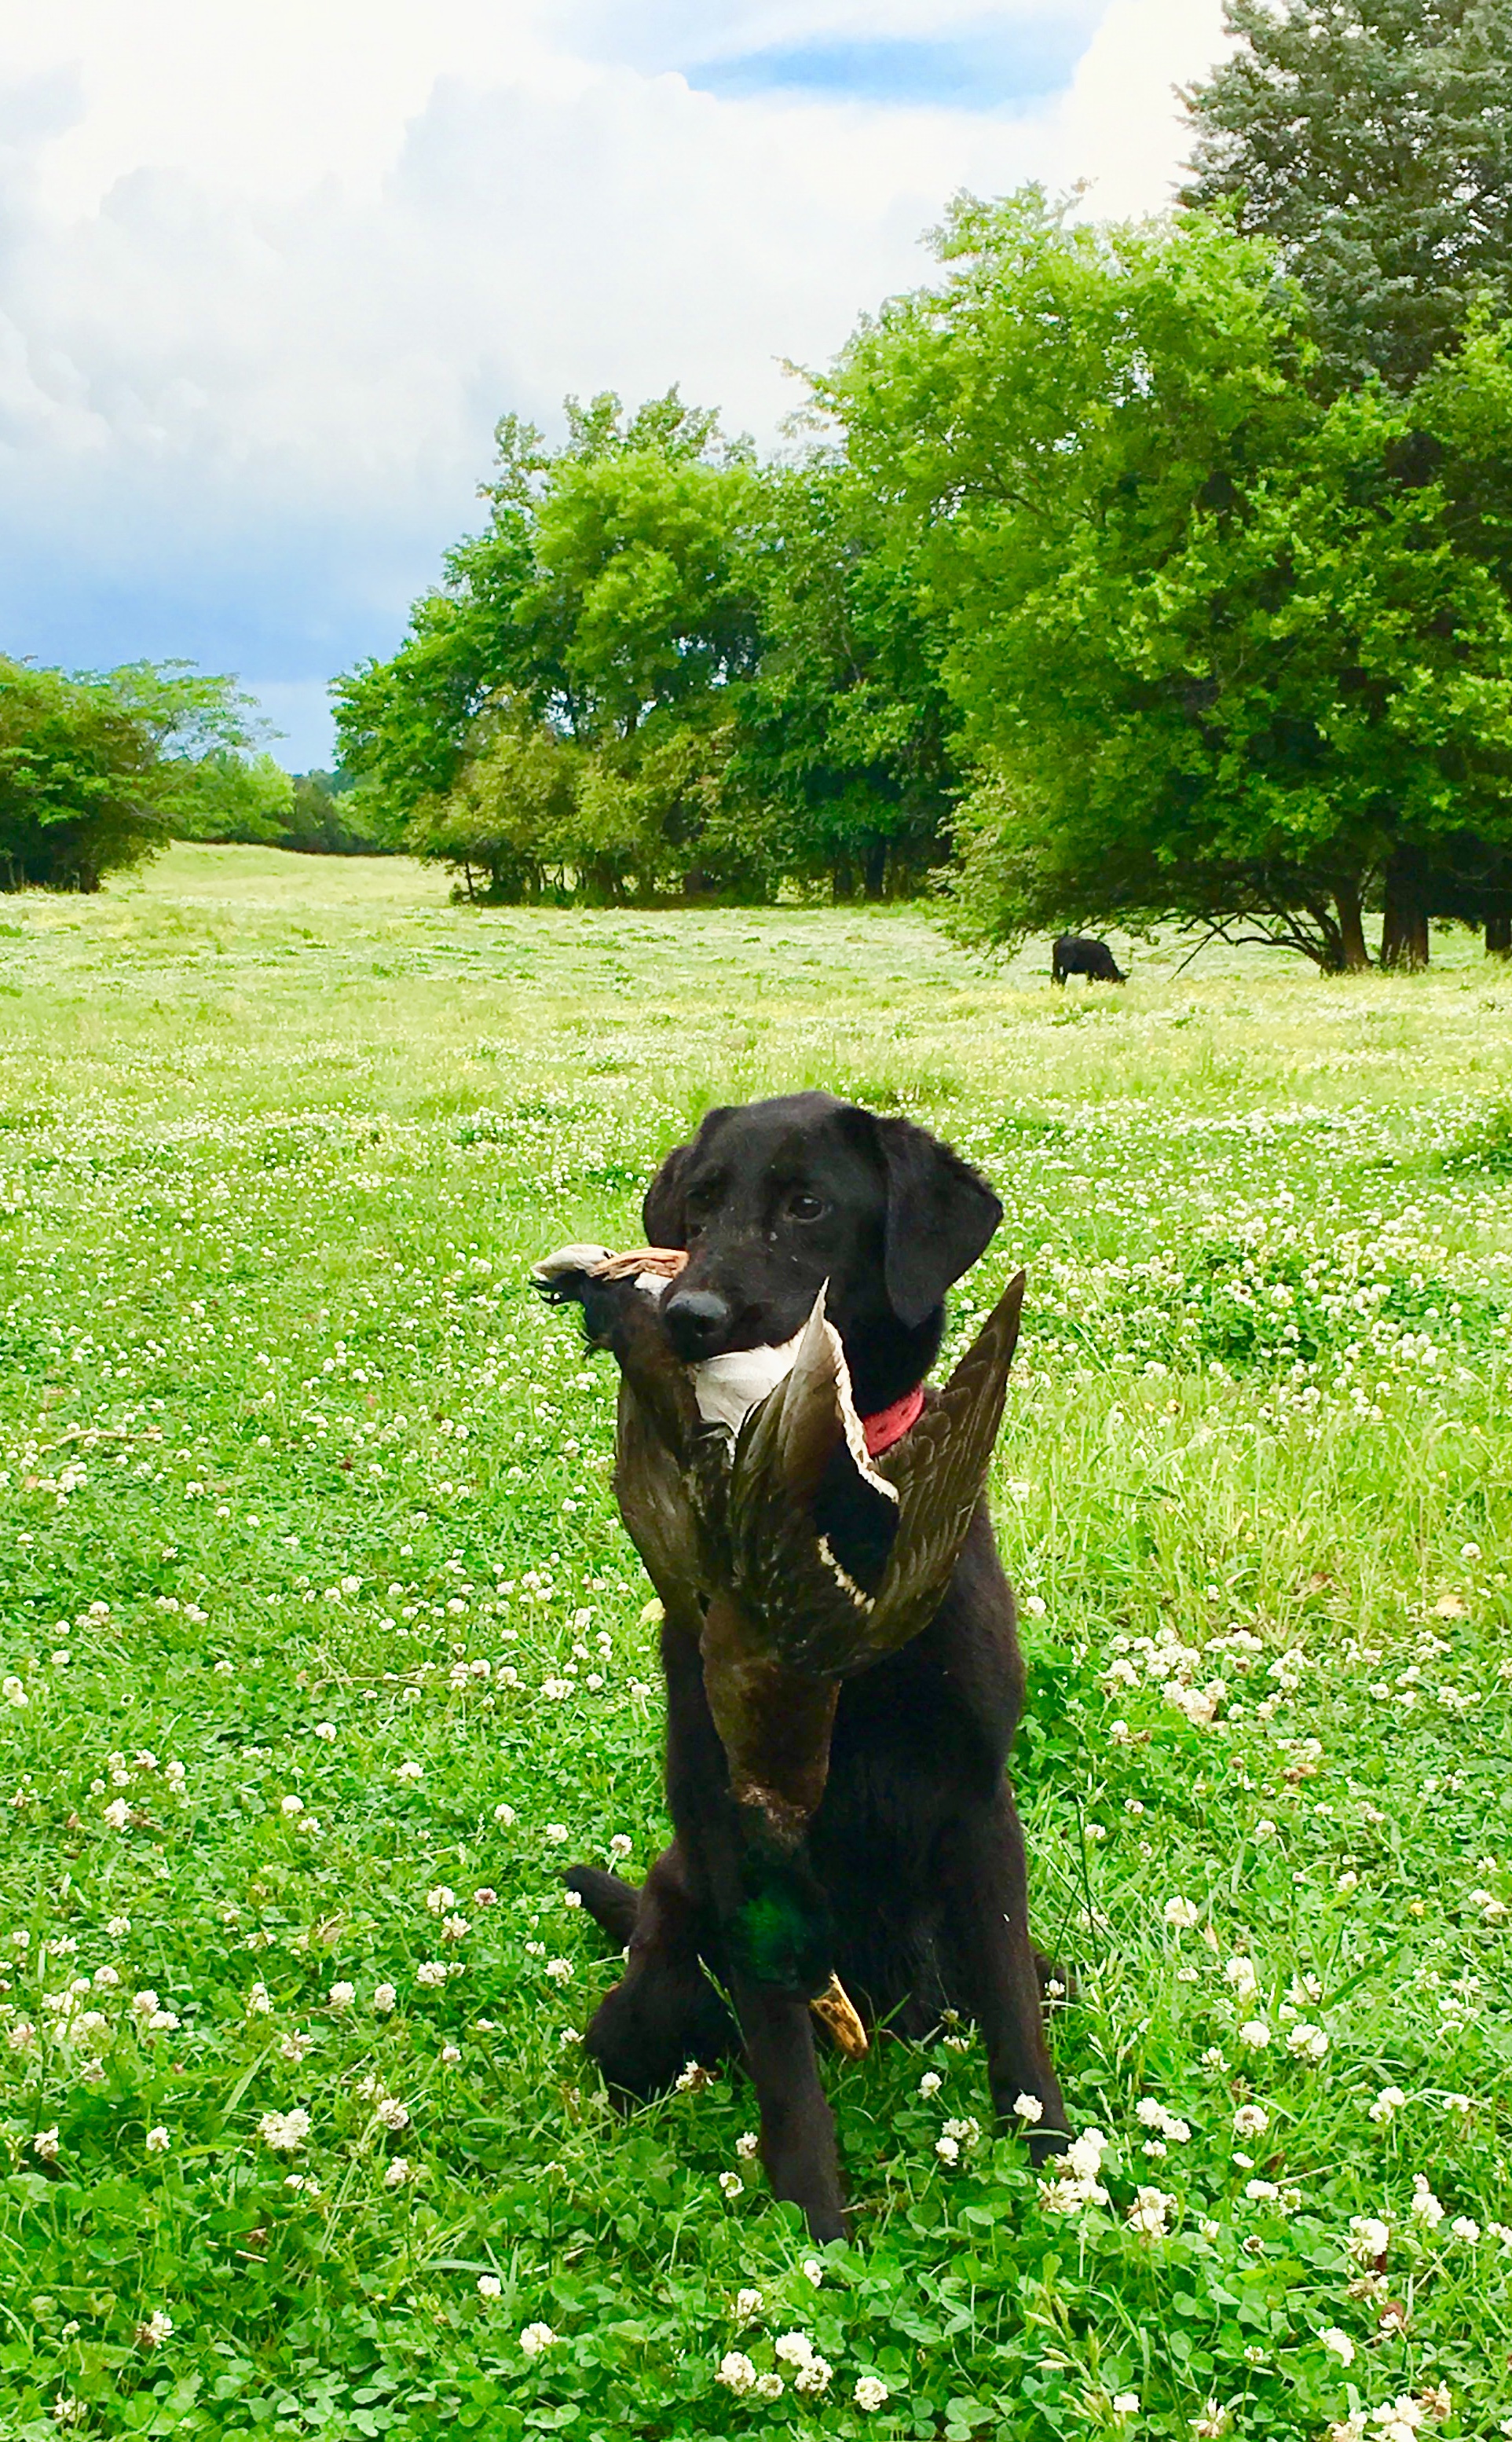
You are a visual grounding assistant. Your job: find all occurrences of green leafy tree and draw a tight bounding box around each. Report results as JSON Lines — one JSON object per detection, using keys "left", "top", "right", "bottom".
{"left": 409, "top": 698, "right": 583, "bottom": 900}
{"left": 282, "top": 770, "right": 392, "bottom": 856}
{"left": 823, "top": 192, "right": 1512, "bottom": 968}
{"left": 734, "top": 456, "right": 958, "bottom": 898}
{"left": 0, "top": 658, "right": 163, "bottom": 891}
{"left": 163, "top": 750, "right": 294, "bottom": 844}
{"left": 1182, "top": 0, "right": 1512, "bottom": 394}
{"left": 335, "top": 393, "right": 780, "bottom": 898}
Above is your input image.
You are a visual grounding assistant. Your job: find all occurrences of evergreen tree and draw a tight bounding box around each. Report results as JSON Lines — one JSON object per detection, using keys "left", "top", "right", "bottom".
{"left": 1183, "top": 0, "right": 1512, "bottom": 394}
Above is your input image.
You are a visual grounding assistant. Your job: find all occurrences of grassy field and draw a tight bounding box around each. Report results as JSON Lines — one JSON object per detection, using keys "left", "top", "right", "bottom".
{"left": 0, "top": 843, "right": 1508, "bottom": 2442}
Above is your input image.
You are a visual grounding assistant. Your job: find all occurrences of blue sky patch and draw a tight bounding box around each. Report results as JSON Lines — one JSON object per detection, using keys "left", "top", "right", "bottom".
{"left": 683, "top": 22, "right": 1098, "bottom": 111}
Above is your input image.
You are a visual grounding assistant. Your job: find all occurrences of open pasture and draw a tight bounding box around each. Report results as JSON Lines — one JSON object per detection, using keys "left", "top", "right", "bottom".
{"left": 0, "top": 846, "right": 1508, "bottom": 2441}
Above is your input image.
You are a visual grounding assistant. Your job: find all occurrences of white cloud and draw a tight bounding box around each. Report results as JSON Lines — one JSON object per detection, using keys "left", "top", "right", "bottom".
{"left": 0, "top": 0, "right": 1229, "bottom": 765}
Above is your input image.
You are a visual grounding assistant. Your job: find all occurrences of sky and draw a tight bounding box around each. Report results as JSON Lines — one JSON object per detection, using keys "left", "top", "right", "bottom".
{"left": 0, "top": 0, "right": 1229, "bottom": 769}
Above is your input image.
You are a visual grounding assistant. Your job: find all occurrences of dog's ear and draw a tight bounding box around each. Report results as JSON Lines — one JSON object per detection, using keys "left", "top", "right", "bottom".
{"left": 642, "top": 1108, "right": 731, "bottom": 1246}
{"left": 873, "top": 1115, "right": 1003, "bottom": 1329}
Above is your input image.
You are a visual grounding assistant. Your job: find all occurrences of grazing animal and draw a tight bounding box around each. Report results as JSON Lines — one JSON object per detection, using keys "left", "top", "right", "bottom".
{"left": 545, "top": 1092, "right": 1069, "bottom": 2241}
{"left": 1052, "top": 934, "right": 1126, "bottom": 985}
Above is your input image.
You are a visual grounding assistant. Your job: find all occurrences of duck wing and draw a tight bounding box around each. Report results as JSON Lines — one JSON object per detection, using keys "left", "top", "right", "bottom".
{"left": 718, "top": 1271, "right": 1025, "bottom": 1679}
{"left": 717, "top": 1289, "right": 898, "bottom": 1671}
{"left": 860, "top": 1268, "right": 1027, "bottom": 1656}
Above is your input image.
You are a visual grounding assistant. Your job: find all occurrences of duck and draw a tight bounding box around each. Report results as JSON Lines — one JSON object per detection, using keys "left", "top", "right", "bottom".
{"left": 533, "top": 1242, "right": 1027, "bottom": 2056}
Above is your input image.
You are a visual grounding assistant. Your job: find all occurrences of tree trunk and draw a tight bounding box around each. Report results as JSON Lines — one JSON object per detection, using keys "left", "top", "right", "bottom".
{"left": 861, "top": 839, "right": 888, "bottom": 901}
{"left": 1380, "top": 853, "right": 1429, "bottom": 969}
{"left": 1334, "top": 883, "right": 1371, "bottom": 972}
{"left": 1488, "top": 913, "right": 1512, "bottom": 958}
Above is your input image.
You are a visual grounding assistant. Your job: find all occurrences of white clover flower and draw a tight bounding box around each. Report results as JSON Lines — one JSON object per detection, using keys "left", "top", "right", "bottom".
{"left": 280, "top": 1794, "right": 304, "bottom": 1817}
{"left": 801, "top": 2257, "right": 823, "bottom": 2287}
{"left": 32, "top": 2127, "right": 60, "bottom": 2161}
{"left": 609, "top": 1833, "right": 633, "bottom": 1861}
{"left": 138, "top": 2308, "right": 174, "bottom": 2348}
{"left": 2, "top": 1675, "right": 27, "bottom": 1709}
{"left": 145, "top": 2126, "right": 170, "bottom": 2154}
{"left": 1410, "top": 2176, "right": 1444, "bottom": 2229}
{"left": 543, "top": 1824, "right": 569, "bottom": 1844}
{"left": 1320, "top": 2328, "right": 1356, "bottom": 2367}
{"left": 328, "top": 1982, "right": 355, "bottom": 2009}
{"left": 313, "top": 1722, "right": 337, "bottom": 1741}
{"left": 384, "top": 2158, "right": 410, "bottom": 2187}
{"left": 1128, "top": 2186, "right": 1175, "bottom": 2238}
{"left": 935, "top": 2133, "right": 960, "bottom": 2165}
{"left": 718, "top": 2170, "right": 744, "bottom": 2198}
{"left": 442, "top": 1915, "right": 470, "bottom": 1943}
{"left": 107, "top": 1916, "right": 130, "bottom": 1939}
{"left": 1237, "top": 2020, "right": 1271, "bottom": 2051}
{"left": 1233, "top": 2103, "right": 1269, "bottom": 2138}
{"left": 258, "top": 2107, "right": 310, "bottom": 2153}
{"left": 493, "top": 1802, "right": 516, "bottom": 1825}
{"left": 395, "top": 1761, "right": 423, "bottom": 1782}
{"left": 375, "top": 2097, "right": 409, "bottom": 2131}
{"left": 1368, "top": 2086, "right": 1406, "bottom": 2124}
{"left": 855, "top": 2375, "right": 891, "bottom": 2412}
{"left": 426, "top": 1886, "right": 456, "bottom": 1915}
{"left": 441, "top": 2044, "right": 461, "bottom": 2066}
{"left": 373, "top": 1983, "right": 397, "bottom": 2015}
{"left": 734, "top": 2131, "right": 759, "bottom": 2160}
{"left": 103, "top": 1798, "right": 131, "bottom": 1831}
{"left": 753, "top": 2372, "right": 785, "bottom": 2400}
{"left": 717, "top": 2352, "right": 757, "bottom": 2396}
{"left": 519, "top": 2322, "right": 558, "bottom": 2357}
{"left": 416, "top": 1961, "right": 447, "bottom": 1987}
{"left": 1113, "top": 2394, "right": 1140, "bottom": 2418}
{"left": 1067, "top": 2127, "right": 1107, "bottom": 2182}
{"left": 794, "top": 2355, "right": 833, "bottom": 2397}
{"left": 1450, "top": 2216, "right": 1480, "bottom": 2243}
{"left": 735, "top": 2287, "right": 763, "bottom": 2321}
{"left": 476, "top": 2273, "right": 501, "bottom": 2298}
{"left": 1015, "top": 2092, "right": 1044, "bottom": 2123}
{"left": 1163, "top": 1897, "right": 1199, "bottom": 1930}
{"left": 918, "top": 2070, "right": 943, "bottom": 2099}
{"left": 1349, "top": 2215, "right": 1390, "bottom": 2265}
{"left": 1287, "top": 2022, "right": 1329, "bottom": 2063}
{"left": 774, "top": 2333, "right": 815, "bottom": 2370}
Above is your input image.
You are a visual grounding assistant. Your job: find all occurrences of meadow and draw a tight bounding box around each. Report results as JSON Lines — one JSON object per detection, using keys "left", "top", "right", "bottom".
{"left": 0, "top": 844, "right": 1508, "bottom": 2442}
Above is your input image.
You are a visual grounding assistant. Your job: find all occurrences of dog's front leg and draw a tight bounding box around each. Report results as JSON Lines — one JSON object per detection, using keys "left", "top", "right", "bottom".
{"left": 943, "top": 1788, "right": 1071, "bottom": 2159}
{"left": 732, "top": 1974, "right": 848, "bottom": 2243}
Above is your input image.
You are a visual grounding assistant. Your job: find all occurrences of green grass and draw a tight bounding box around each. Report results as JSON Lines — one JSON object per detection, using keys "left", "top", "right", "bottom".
{"left": 0, "top": 843, "right": 1508, "bottom": 2442}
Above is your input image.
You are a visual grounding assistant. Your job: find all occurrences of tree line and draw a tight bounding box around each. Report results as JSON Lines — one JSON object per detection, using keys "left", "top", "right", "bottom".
{"left": 8, "top": 0, "right": 1511, "bottom": 966}
{"left": 331, "top": 0, "right": 1512, "bottom": 965}
{"left": 0, "top": 657, "right": 383, "bottom": 893}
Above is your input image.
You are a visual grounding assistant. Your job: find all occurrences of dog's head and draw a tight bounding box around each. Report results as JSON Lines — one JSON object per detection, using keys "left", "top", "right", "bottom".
{"left": 643, "top": 1091, "right": 1001, "bottom": 1403}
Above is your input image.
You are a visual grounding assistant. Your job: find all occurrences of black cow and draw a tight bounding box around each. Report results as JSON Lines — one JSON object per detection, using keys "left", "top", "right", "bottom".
{"left": 1051, "top": 934, "right": 1125, "bottom": 985}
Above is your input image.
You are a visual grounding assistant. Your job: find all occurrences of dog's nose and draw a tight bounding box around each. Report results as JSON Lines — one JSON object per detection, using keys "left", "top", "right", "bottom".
{"left": 663, "top": 1287, "right": 734, "bottom": 1359}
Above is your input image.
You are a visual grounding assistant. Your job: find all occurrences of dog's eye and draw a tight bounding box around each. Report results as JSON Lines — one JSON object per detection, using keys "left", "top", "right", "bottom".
{"left": 787, "top": 1192, "right": 825, "bottom": 1223}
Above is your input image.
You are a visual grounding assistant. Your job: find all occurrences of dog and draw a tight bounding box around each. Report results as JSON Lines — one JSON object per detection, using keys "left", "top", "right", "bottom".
{"left": 562, "top": 1091, "right": 1070, "bottom": 2239}
{"left": 1052, "top": 934, "right": 1126, "bottom": 985}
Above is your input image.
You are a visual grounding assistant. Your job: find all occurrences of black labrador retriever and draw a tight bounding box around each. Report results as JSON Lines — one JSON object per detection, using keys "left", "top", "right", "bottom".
{"left": 562, "top": 1091, "right": 1069, "bottom": 2238}
{"left": 1052, "top": 934, "right": 1126, "bottom": 985}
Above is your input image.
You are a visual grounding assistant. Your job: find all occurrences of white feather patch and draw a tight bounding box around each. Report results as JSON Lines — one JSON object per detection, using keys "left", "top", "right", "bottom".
{"left": 816, "top": 1534, "right": 877, "bottom": 1611}
{"left": 691, "top": 1333, "right": 804, "bottom": 1432}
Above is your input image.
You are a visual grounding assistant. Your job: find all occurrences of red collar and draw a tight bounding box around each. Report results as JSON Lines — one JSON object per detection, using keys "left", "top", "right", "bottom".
{"left": 861, "top": 1383, "right": 926, "bottom": 1456}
